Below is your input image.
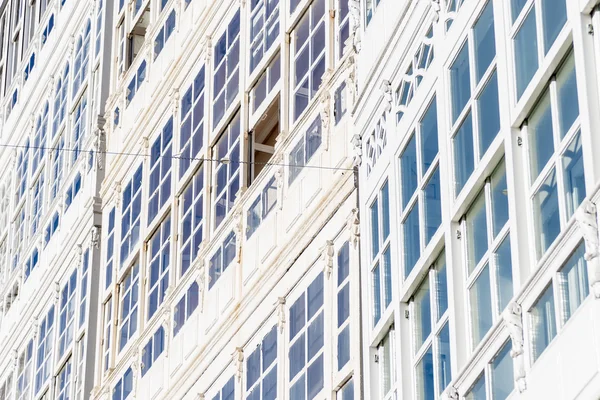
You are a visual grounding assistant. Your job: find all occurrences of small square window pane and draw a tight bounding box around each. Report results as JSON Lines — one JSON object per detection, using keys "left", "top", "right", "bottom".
{"left": 494, "top": 234, "right": 513, "bottom": 313}
{"left": 470, "top": 264, "right": 493, "bottom": 345}
{"left": 562, "top": 131, "right": 585, "bottom": 221}
{"left": 424, "top": 167, "right": 441, "bottom": 245}
{"left": 465, "top": 373, "right": 486, "bottom": 400}
{"left": 466, "top": 191, "right": 488, "bottom": 274}
{"left": 453, "top": 113, "right": 475, "bottom": 195}
{"left": 403, "top": 203, "right": 421, "bottom": 278}
{"left": 450, "top": 42, "right": 471, "bottom": 123}
{"left": 400, "top": 135, "right": 418, "bottom": 209}
{"left": 533, "top": 169, "right": 560, "bottom": 258}
{"left": 337, "top": 325, "right": 350, "bottom": 370}
{"left": 541, "top": 0, "right": 567, "bottom": 54}
{"left": 414, "top": 278, "right": 431, "bottom": 351}
{"left": 290, "top": 375, "right": 305, "bottom": 400}
{"left": 558, "top": 243, "right": 589, "bottom": 325}
{"left": 289, "top": 335, "right": 306, "bottom": 380}
{"left": 557, "top": 56, "right": 579, "bottom": 139}
{"left": 473, "top": 1, "right": 495, "bottom": 83}
{"left": 514, "top": 8, "right": 538, "bottom": 99}
{"left": 307, "top": 313, "right": 324, "bottom": 361}
{"left": 477, "top": 70, "right": 500, "bottom": 156}
{"left": 415, "top": 346, "right": 434, "bottom": 400}
{"left": 492, "top": 341, "right": 514, "bottom": 400}
{"left": 528, "top": 90, "right": 554, "bottom": 182}
{"left": 307, "top": 354, "right": 324, "bottom": 400}
{"left": 530, "top": 284, "right": 557, "bottom": 362}
{"left": 491, "top": 162, "right": 509, "bottom": 238}
{"left": 420, "top": 98, "right": 438, "bottom": 174}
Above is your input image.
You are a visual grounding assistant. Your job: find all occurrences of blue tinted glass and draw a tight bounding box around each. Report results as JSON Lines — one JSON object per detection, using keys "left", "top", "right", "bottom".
{"left": 477, "top": 70, "right": 500, "bottom": 156}
{"left": 415, "top": 279, "right": 431, "bottom": 350}
{"left": 289, "top": 335, "right": 305, "bottom": 379}
{"left": 491, "top": 163, "right": 509, "bottom": 238}
{"left": 416, "top": 346, "right": 434, "bottom": 400}
{"left": 420, "top": 99, "right": 438, "bottom": 174}
{"left": 370, "top": 200, "right": 380, "bottom": 259}
{"left": 534, "top": 169, "right": 560, "bottom": 257}
{"left": 454, "top": 113, "right": 474, "bottom": 195}
{"left": 372, "top": 265, "right": 381, "bottom": 326}
{"left": 542, "top": 0, "right": 567, "bottom": 54}
{"left": 401, "top": 135, "right": 418, "bottom": 208}
{"left": 436, "top": 258, "right": 448, "bottom": 321}
{"left": 337, "top": 326, "right": 350, "bottom": 370}
{"left": 466, "top": 374, "right": 486, "bottom": 400}
{"left": 558, "top": 57, "right": 579, "bottom": 139}
{"left": 403, "top": 203, "right": 421, "bottom": 278}
{"left": 495, "top": 235, "right": 513, "bottom": 313}
{"left": 473, "top": 1, "right": 495, "bottom": 83}
{"left": 492, "top": 342, "right": 514, "bottom": 400}
{"left": 515, "top": 9, "right": 538, "bottom": 99}
{"left": 559, "top": 243, "right": 589, "bottom": 324}
{"left": 307, "top": 354, "right": 324, "bottom": 400}
{"left": 470, "top": 264, "right": 493, "bottom": 344}
{"left": 383, "top": 247, "right": 392, "bottom": 308}
{"left": 530, "top": 284, "right": 557, "bottom": 361}
{"left": 467, "top": 192, "right": 488, "bottom": 274}
{"left": 511, "top": 0, "right": 527, "bottom": 22}
{"left": 437, "top": 323, "right": 452, "bottom": 394}
{"left": 424, "top": 168, "right": 441, "bottom": 245}
{"left": 307, "top": 313, "right": 324, "bottom": 360}
{"left": 529, "top": 91, "right": 554, "bottom": 182}
{"left": 381, "top": 182, "right": 390, "bottom": 240}
{"left": 450, "top": 43, "right": 471, "bottom": 122}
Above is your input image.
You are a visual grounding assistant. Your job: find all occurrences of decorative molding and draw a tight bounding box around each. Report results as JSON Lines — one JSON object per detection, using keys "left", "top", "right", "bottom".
{"left": 502, "top": 302, "right": 526, "bottom": 393}
{"left": 442, "top": 386, "right": 459, "bottom": 400}
{"left": 319, "top": 91, "right": 331, "bottom": 150}
{"left": 575, "top": 199, "right": 600, "bottom": 298}
{"left": 346, "top": 208, "right": 360, "bottom": 248}
{"left": 348, "top": 0, "right": 361, "bottom": 52}
{"left": 234, "top": 347, "right": 244, "bottom": 381}
{"left": 202, "top": 36, "right": 212, "bottom": 62}
{"left": 380, "top": 79, "right": 393, "bottom": 113}
{"left": 91, "top": 226, "right": 101, "bottom": 249}
{"left": 94, "top": 127, "right": 106, "bottom": 170}
{"left": 277, "top": 297, "right": 286, "bottom": 333}
{"left": 320, "top": 240, "right": 334, "bottom": 278}
{"left": 345, "top": 55, "right": 357, "bottom": 108}
{"left": 351, "top": 133, "right": 362, "bottom": 167}
{"left": 430, "top": 0, "right": 441, "bottom": 22}
{"left": 275, "top": 166, "right": 285, "bottom": 210}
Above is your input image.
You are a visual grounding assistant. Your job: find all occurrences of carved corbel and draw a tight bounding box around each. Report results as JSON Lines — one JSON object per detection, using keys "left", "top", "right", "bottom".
{"left": 233, "top": 347, "right": 244, "bottom": 381}
{"left": 94, "top": 127, "right": 106, "bottom": 170}
{"left": 441, "top": 386, "right": 459, "bottom": 400}
{"left": 348, "top": 0, "right": 361, "bottom": 52}
{"left": 430, "top": 0, "right": 441, "bottom": 22}
{"left": 575, "top": 199, "right": 600, "bottom": 298}
{"left": 170, "top": 88, "right": 180, "bottom": 113}
{"left": 346, "top": 208, "right": 360, "bottom": 248}
{"left": 277, "top": 297, "right": 286, "bottom": 333}
{"left": 380, "top": 79, "right": 393, "bottom": 113}
{"left": 351, "top": 133, "right": 362, "bottom": 167}
{"left": 275, "top": 165, "right": 285, "bottom": 210}
{"left": 345, "top": 55, "right": 357, "bottom": 109}
{"left": 114, "top": 181, "right": 122, "bottom": 209}
{"left": 202, "top": 36, "right": 212, "bottom": 63}
{"left": 320, "top": 240, "right": 334, "bottom": 278}
{"left": 91, "top": 226, "right": 101, "bottom": 249}
{"left": 197, "top": 260, "right": 207, "bottom": 312}
{"left": 502, "top": 302, "right": 526, "bottom": 393}
{"left": 319, "top": 92, "right": 331, "bottom": 150}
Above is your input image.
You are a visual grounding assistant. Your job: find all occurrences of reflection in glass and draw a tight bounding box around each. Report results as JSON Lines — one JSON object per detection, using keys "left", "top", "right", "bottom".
{"left": 470, "top": 264, "right": 493, "bottom": 344}
{"left": 533, "top": 169, "right": 560, "bottom": 258}
{"left": 492, "top": 342, "right": 515, "bottom": 400}
{"left": 454, "top": 113, "right": 474, "bottom": 195}
{"left": 562, "top": 132, "right": 586, "bottom": 221}
{"left": 558, "top": 243, "right": 589, "bottom": 325}
{"left": 514, "top": 9, "right": 538, "bottom": 99}
{"left": 466, "top": 191, "right": 488, "bottom": 274}
{"left": 530, "top": 284, "right": 557, "bottom": 362}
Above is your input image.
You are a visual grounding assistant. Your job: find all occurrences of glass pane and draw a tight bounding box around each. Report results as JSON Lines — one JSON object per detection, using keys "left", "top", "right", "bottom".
{"left": 415, "top": 346, "right": 434, "bottom": 400}
{"left": 370, "top": 200, "right": 379, "bottom": 260}
{"left": 340, "top": 379, "right": 354, "bottom": 400}
{"left": 530, "top": 284, "right": 557, "bottom": 362}
{"left": 494, "top": 235, "right": 513, "bottom": 313}
{"left": 307, "top": 313, "right": 324, "bottom": 361}
{"left": 372, "top": 265, "right": 381, "bottom": 326}
{"left": 420, "top": 98, "right": 438, "bottom": 175}
{"left": 383, "top": 247, "right": 393, "bottom": 308}
{"left": 466, "top": 191, "right": 488, "bottom": 274}
{"left": 450, "top": 42, "right": 471, "bottom": 123}
{"left": 337, "top": 284, "right": 350, "bottom": 327}
{"left": 307, "top": 354, "right": 324, "bottom": 400}
{"left": 473, "top": 1, "right": 495, "bottom": 83}
{"left": 557, "top": 55, "right": 579, "bottom": 139}
{"left": 465, "top": 373, "right": 486, "bottom": 400}
{"left": 414, "top": 278, "right": 431, "bottom": 351}
{"left": 492, "top": 342, "right": 514, "bottom": 400}
{"left": 454, "top": 113, "right": 474, "bottom": 195}
{"left": 436, "top": 256, "right": 448, "bottom": 321}
{"left": 514, "top": 8, "right": 538, "bottom": 99}
{"left": 541, "top": 0, "right": 567, "bottom": 54}
{"left": 562, "top": 132, "right": 585, "bottom": 221}
{"left": 337, "top": 326, "right": 350, "bottom": 370}
{"left": 470, "top": 264, "right": 493, "bottom": 344}
{"left": 403, "top": 203, "right": 421, "bottom": 278}
{"left": 477, "top": 70, "right": 500, "bottom": 157}
{"left": 491, "top": 162, "right": 509, "bottom": 238}
{"left": 437, "top": 323, "right": 452, "bottom": 394}
{"left": 511, "top": 0, "right": 527, "bottom": 22}
{"left": 528, "top": 90, "right": 554, "bottom": 182}
{"left": 558, "top": 243, "right": 589, "bottom": 325}
{"left": 381, "top": 182, "right": 391, "bottom": 241}
{"left": 533, "top": 169, "right": 560, "bottom": 258}
{"left": 424, "top": 167, "right": 441, "bottom": 245}
{"left": 289, "top": 335, "right": 305, "bottom": 380}
{"left": 400, "top": 135, "right": 418, "bottom": 209}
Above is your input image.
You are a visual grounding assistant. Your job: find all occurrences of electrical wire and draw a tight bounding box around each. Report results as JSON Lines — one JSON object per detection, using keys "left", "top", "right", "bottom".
{"left": 0, "top": 142, "right": 355, "bottom": 172}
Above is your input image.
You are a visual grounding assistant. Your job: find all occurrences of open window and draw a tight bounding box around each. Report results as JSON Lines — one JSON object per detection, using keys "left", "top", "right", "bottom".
{"left": 248, "top": 95, "right": 279, "bottom": 184}
{"left": 128, "top": 5, "right": 150, "bottom": 68}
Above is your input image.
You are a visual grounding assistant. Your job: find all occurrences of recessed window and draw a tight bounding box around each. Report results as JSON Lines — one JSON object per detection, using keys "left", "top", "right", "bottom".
{"left": 71, "top": 93, "right": 88, "bottom": 165}
{"left": 336, "top": 242, "right": 351, "bottom": 371}
{"left": 464, "top": 341, "right": 514, "bottom": 400}
{"left": 24, "top": 248, "right": 39, "bottom": 280}
{"left": 251, "top": 53, "right": 280, "bottom": 114}
{"left": 120, "top": 166, "right": 143, "bottom": 266}
{"left": 32, "top": 102, "right": 49, "bottom": 172}
{"left": 154, "top": 10, "right": 176, "bottom": 59}
{"left": 79, "top": 249, "right": 90, "bottom": 328}
{"left": 55, "top": 359, "right": 72, "bottom": 400}
{"left": 30, "top": 172, "right": 45, "bottom": 236}
{"left": 126, "top": 61, "right": 146, "bottom": 106}
{"left": 101, "top": 297, "right": 112, "bottom": 373}
{"left": 529, "top": 284, "right": 556, "bottom": 362}
{"left": 16, "top": 339, "right": 34, "bottom": 400}
{"left": 557, "top": 243, "right": 589, "bottom": 324}
{"left": 375, "top": 328, "right": 396, "bottom": 399}
{"left": 370, "top": 181, "right": 391, "bottom": 326}
{"left": 112, "top": 367, "right": 133, "bottom": 400}
{"left": 247, "top": 176, "right": 277, "bottom": 239}
{"left": 72, "top": 21, "right": 91, "bottom": 98}
{"left": 104, "top": 207, "right": 116, "bottom": 288}
{"left": 65, "top": 173, "right": 82, "bottom": 210}
{"left": 288, "top": 115, "right": 322, "bottom": 184}
{"left": 53, "top": 64, "right": 69, "bottom": 135}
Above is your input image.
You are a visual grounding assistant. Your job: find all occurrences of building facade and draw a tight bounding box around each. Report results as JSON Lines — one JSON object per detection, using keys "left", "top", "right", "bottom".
{"left": 355, "top": 0, "right": 600, "bottom": 399}
{"left": 0, "top": 0, "right": 111, "bottom": 399}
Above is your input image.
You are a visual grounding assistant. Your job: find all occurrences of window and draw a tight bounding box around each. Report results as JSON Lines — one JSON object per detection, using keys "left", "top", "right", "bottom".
{"left": 112, "top": 367, "right": 133, "bottom": 400}
{"left": 333, "top": 82, "right": 347, "bottom": 125}
{"left": 119, "top": 263, "right": 140, "bottom": 351}
{"left": 250, "top": 54, "right": 280, "bottom": 114}
{"left": 23, "top": 53, "right": 35, "bottom": 81}
{"left": 512, "top": 0, "right": 567, "bottom": 98}
{"left": 16, "top": 339, "right": 33, "bottom": 400}
{"left": 105, "top": 208, "right": 116, "bottom": 288}
{"left": 0, "top": 375, "right": 13, "bottom": 400}
{"left": 32, "top": 102, "right": 49, "bottom": 172}
{"left": 12, "top": 206, "right": 27, "bottom": 269}
{"left": 450, "top": 2, "right": 500, "bottom": 196}
{"left": 335, "top": 0, "right": 350, "bottom": 60}
{"left": 289, "top": 273, "right": 324, "bottom": 400}
{"left": 213, "top": 377, "right": 235, "bottom": 400}
{"left": 154, "top": 10, "right": 176, "bottom": 59}
{"left": 73, "top": 21, "right": 91, "bottom": 97}
{"left": 147, "top": 216, "right": 171, "bottom": 320}
{"left": 208, "top": 232, "right": 236, "bottom": 289}
{"left": 557, "top": 243, "right": 589, "bottom": 324}
{"left": 53, "top": 64, "right": 69, "bottom": 135}
{"left": 213, "top": 10, "right": 240, "bottom": 128}
{"left": 117, "top": 20, "right": 126, "bottom": 76}
{"left": 95, "top": 0, "right": 103, "bottom": 56}
{"left": 365, "top": 0, "right": 380, "bottom": 25}
{"left": 180, "top": 165, "right": 204, "bottom": 276}
{"left": 247, "top": 177, "right": 276, "bottom": 238}
{"left": 41, "top": 14, "right": 54, "bottom": 46}
{"left": 71, "top": 94, "right": 88, "bottom": 165}
{"left": 44, "top": 212, "right": 60, "bottom": 247}
{"left": 289, "top": 115, "right": 322, "bottom": 184}
{"left": 464, "top": 341, "right": 514, "bottom": 400}
{"left": 173, "top": 282, "right": 199, "bottom": 336}
{"left": 50, "top": 136, "right": 65, "bottom": 200}
{"left": 370, "top": 181, "right": 391, "bottom": 326}
{"left": 30, "top": 172, "right": 45, "bottom": 236}
{"left": 65, "top": 173, "right": 82, "bottom": 210}
{"left": 375, "top": 328, "right": 396, "bottom": 400}
{"left": 56, "top": 359, "right": 72, "bottom": 400}
{"left": 336, "top": 242, "right": 351, "bottom": 371}
{"left": 463, "top": 161, "right": 512, "bottom": 346}
{"left": 15, "top": 141, "right": 29, "bottom": 205}
{"left": 180, "top": 66, "right": 205, "bottom": 178}
{"left": 141, "top": 326, "right": 165, "bottom": 376}
{"left": 291, "top": 0, "right": 326, "bottom": 121}
{"left": 102, "top": 297, "right": 113, "bottom": 373}
{"left": 213, "top": 114, "right": 241, "bottom": 229}
{"left": 399, "top": 97, "right": 441, "bottom": 278}
{"left": 24, "top": 248, "right": 39, "bottom": 280}
{"left": 528, "top": 54, "right": 584, "bottom": 259}
{"left": 249, "top": 0, "right": 279, "bottom": 72}
{"left": 411, "top": 253, "right": 451, "bottom": 398}
{"left": 120, "top": 166, "right": 143, "bottom": 266}
{"left": 35, "top": 306, "right": 55, "bottom": 394}
{"left": 58, "top": 270, "right": 77, "bottom": 358}
{"left": 338, "top": 378, "right": 354, "bottom": 400}
{"left": 148, "top": 118, "right": 173, "bottom": 224}
{"left": 246, "top": 325, "right": 277, "bottom": 400}
{"left": 75, "top": 338, "right": 85, "bottom": 400}
{"left": 126, "top": 60, "right": 146, "bottom": 106}
{"left": 79, "top": 249, "right": 90, "bottom": 327}
{"left": 364, "top": 114, "right": 387, "bottom": 176}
